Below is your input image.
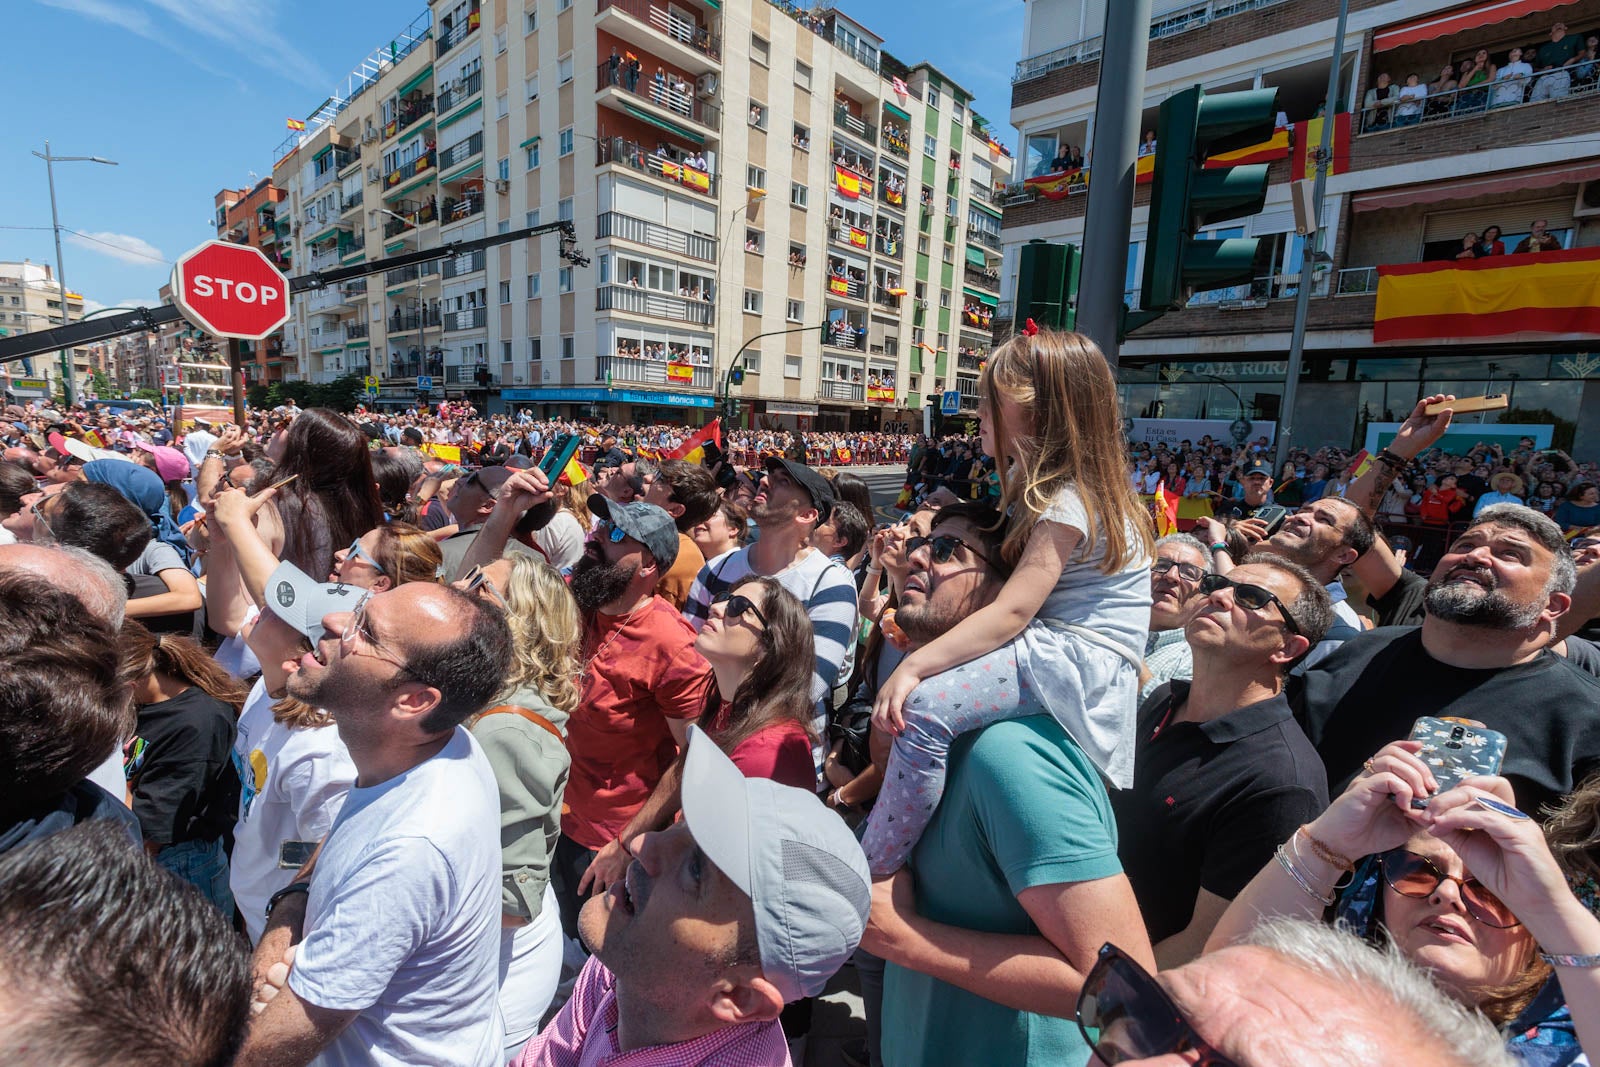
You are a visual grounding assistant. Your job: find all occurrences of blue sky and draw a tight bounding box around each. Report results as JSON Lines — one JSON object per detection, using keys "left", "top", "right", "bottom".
{"left": 6, "top": 1, "right": 1020, "bottom": 315}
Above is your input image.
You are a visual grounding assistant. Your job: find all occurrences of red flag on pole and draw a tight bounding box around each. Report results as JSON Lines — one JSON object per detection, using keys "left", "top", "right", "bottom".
{"left": 665, "top": 418, "right": 723, "bottom": 463}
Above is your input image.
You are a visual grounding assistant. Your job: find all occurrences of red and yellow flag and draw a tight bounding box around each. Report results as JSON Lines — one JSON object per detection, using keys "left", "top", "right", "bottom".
{"left": 1346, "top": 450, "right": 1373, "bottom": 479}
{"left": 1023, "top": 168, "right": 1087, "bottom": 200}
{"left": 1374, "top": 247, "right": 1600, "bottom": 343}
{"left": 1291, "top": 113, "right": 1351, "bottom": 182}
{"left": 666, "top": 418, "right": 723, "bottom": 463}
{"left": 1203, "top": 127, "right": 1291, "bottom": 168}
{"left": 834, "top": 165, "right": 862, "bottom": 199}
{"left": 286, "top": 117, "right": 306, "bottom": 131}
{"left": 1153, "top": 480, "right": 1180, "bottom": 537}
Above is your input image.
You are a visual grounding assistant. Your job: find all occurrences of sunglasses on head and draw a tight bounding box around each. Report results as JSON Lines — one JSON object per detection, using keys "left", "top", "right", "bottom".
{"left": 1197, "top": 573, "right": 1301, "bottom": 635}
{"left": 1077, "top": 943, "right": 1240, "bottom": 1066}
{"left": 458, "top": 564, "right": 507, "bottom": 609}
{"left": 596, "top": 519, "right": 629, "bottom": 544}
{"left": 1380, "top": 848, "right": 1520, "bottom": 929}
{"left": 1152, "top": 557, "right": 1204, "bottom": 584}
{"left": 711, "top": 589, "right": 768, "bottom": 628}
{"left": 906, "top": 534, "right": 998, "bottom": 570}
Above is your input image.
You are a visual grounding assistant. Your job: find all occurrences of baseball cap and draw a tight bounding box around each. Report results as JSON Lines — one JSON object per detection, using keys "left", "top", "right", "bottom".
{"left": 763, "top": 457, "right": 835, "bottom": 522}
{"left": 461, "top": 464, "right": 516, "bottom": 498}
{"left": 1242, "top": 457, "right": 1274, "bottom": 478}
{"left": 55, "top": 434, "right": 127, "bottom": 465}
{"left": 587, "top": 494, "right": 680, "bottom": 569}
{"left": 680, "top": 726, "right": 871, "bottom": 1002}
{"left": 135, "top": 442, "right": 191, "bottom": 483}
{"left": 262, "top": 561, "right": 367, "bottom": 646}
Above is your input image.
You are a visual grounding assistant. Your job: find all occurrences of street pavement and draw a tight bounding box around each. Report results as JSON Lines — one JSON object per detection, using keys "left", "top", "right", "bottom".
{"left": 831, "top": 463, "right": 910, "bottom": 523}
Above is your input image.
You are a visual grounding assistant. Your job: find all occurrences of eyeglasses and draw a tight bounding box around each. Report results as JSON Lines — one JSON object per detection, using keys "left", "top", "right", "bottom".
{"left": 1076, "top": 943, "right": 1240, "bottom": 1066}
{"left": 1197, "top": 573, "right": 1301, "bottom": 635}
{"left": 342, "top": 538, "right": 386, "bottom": 575}
{"left": 339, "top": 594, "right": 413, "bottom": 675}
{"left": 458, "top": 563, "right": 507, "bottom": 609}
{"left": 906, "top": 534, "right": 999, "bottom": 570}
{"left": 29, "top": 500, "right": 56, "bottom": 544}
{"left": 596, "top": 519, "right": 629, "bottom": 544}
{"left": 1152, "top": 558, "right": 1205, "bottom": 584}
{"left": 711, "top": 589, "right": 768, "bottom": 629}
{"left": 1380, "top": 848, "right": 1521, "bottom": 929}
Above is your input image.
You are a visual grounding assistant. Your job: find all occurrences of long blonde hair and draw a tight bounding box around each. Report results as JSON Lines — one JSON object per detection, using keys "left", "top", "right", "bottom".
{"left": 499, "top": 555, "right": 582, "bottom": 713}
{"left": 980, "top": 329, "right": 1152, "bottom": 572}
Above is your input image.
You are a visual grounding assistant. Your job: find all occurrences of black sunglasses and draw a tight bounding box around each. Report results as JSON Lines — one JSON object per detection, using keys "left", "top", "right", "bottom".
{"left": 906, "top": 534, "right": 998, "bottom": 570}
{"left": 1197, "top": 573, "right": 1301, "bottom": 635}
{"left": 1380, "top": 848, "right": 1520, "bottom": 929}
{"left": 711, "top": 589, "right": 768, "bottom": 628}
{"left": 1077, "top": 943, "right": 1240, "bottom": 1066}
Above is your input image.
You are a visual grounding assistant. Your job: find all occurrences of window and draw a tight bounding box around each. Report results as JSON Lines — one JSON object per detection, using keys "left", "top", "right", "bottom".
{"left": 558, "top": 197, "right": 573, "bottom": 222}
{"left": 745, "top": 353, "right": 762, "bottom": 373}
{"left": 952, "top": 100, "right": 964, "bottom": 122}
{"left": 788, "top": 242, "right": 807, "bottom": 267}
{"left": 497, "top": 157, "right": 510, "bottom": 181}
{"left": 499, "top": 280, "right": 512, "bottom": 304}
{"left": 927, "top": 86, "right": 940, "bottom": 109}
{"left": 598, "top": 254, "right": 609, "bottom": 284}
{"left": 558, "top": 127, "right": 574, "bottom": 156}
{"left": 789, "top": 181, "right": 808, "bottom": 209}
{"left": 786, "top": 298, "right": 803, "bottom": 323}
{"left": 494, "top": 27, "right": 507, "bottom": 53}
{"left": 917, "top": 234, "right": 929, "bottom": 254}
{"left": 557, "top": 0, "right": 571, "bottom": 10}
{"left": 751, "top": 34, "right": 770, "bottom": 65}
{"left": 937, "top": 332, "right": 949, "bottom": 350}
{"left": 748, "top": 101, "right": 768, "bottom": 129}
{"left": 562, "top": 335, "right": 574, "bottom": 359}
{"left": 498, "top": 219, "right": 511, "bottom": 234}
{"left": 529, "top": 338, "right": 542, "bottom": 360}
{"left": 525, "top": 73, "right": 540, "bottom": 101}
{"left": 525, "top": 142, "right": 541, "bottom": 169}
{"left": 527, "top": 273, "right": 541, "bottom": 298}
{"left": 525, "top": 9, "right": 537, "bottom": 33}
{"left": 792, "top": 123, "right": 810, "bottom": 151}
{"left": 923, "top": 134, "right": 938, "bottom": 158}
{"left": 744, "top": 227, "right": 764, "bottom": 253}
{"left": 557, "top": 53, "right": 573, "bottom": 84}
{"left": 784, "top": 355, "right": 802, "bottom": 378}
{"left": 914, "top": 281, "right": 927, "bottom": 301}
{"left": 743, "top": 289, "right": 763, "bottom": 313}
{"left": 502, "top": 340, "right": 512, "bottom": 362}
{"left": 496, "top": 92, "right": 509, "bottom": 118}
{"left": 558, "top": 267, "right": 573, "bottom": 292}
{"left": 795, "top": 61, "right": 812, "bottom": 92}
{"left": 525, "top": 208, "right": 541, "bottom": 227}
{"left": 746, "top": 165, "right": 766, "bottom": 191}
{"left": 939, "top": 289, "right": 950, "bottom": 308}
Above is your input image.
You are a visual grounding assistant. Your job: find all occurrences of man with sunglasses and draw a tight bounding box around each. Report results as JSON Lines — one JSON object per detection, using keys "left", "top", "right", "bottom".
{"left": 438, "top": 464, "right": 533, "bottom": 582}
{"left": 1114, "top": 555, "right": 1334, "bottom": 967}
{"left": 238, "top": 581, "right": 513, "bottom": 1067}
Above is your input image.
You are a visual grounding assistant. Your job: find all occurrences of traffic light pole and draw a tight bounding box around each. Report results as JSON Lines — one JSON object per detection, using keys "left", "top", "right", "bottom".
{"left": 720, "top": 322, "right": 826, "bottom": 422}
{"left": 1276, "top": 0, "right": 1351, "bottom": 472}
{"left": 1077, "top": 0, "right": 1153, "bottom": 366}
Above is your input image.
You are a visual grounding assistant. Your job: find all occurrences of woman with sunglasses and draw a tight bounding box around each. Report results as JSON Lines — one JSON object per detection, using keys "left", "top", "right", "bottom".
{"left": 1208, "top": 740, "right": 1600, "bottom": 1060}
{"left": 329, "top": 523, "right": 443, "bottom": 590}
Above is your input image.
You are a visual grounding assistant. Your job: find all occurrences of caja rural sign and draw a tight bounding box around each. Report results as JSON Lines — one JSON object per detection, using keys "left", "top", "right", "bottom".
{"left": 170, "top": 239, "right": 291, "bottom": 341}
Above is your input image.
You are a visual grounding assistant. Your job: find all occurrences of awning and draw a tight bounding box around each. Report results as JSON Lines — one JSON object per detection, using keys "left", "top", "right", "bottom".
{"left": 962, "top": 287, "right": 998, "bottom": 307}
{"left": 622, "top": 104, "right": 706, "bottom": 146}
{"left": 518, "top": 135, "right": 541, "bottom": 149}
{"left": 965, "top": 247, "right": 987, "bottom": 266}
{"left": 439, "top": 158, "right": 484, "bottom": 183}
{"left": 437, "top": 98, "right": 483, "bottom": 129}
{"left": 883, "top": 101, "right": 912, "bottom": 122}
{"left": 1374, "top": 0, "right": 1579, "bottom": 51}
{"left": 396, "top": 65, "right": 434, "bottom": 99}
{"left": 1352, "top": 159, "right": 1600, "bottom": 211}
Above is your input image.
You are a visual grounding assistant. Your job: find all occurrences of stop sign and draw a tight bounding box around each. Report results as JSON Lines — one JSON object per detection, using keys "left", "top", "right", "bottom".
{"left": 170, "top": 239, "right": 291, "bottom": 340}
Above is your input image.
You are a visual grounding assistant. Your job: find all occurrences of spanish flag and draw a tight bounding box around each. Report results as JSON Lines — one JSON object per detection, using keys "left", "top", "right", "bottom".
{"left": 1024, "top": 169, "right": 1087, "bottom": 200}
{"left": 1153, "top": 480, "right": 1180, "bottom": 537}
{"left": 666, "top": 418, "right": 723, "bottom": 464}
{"left": 286, "top": 118, "right": 306, "bottom": 131}
{"left": 1291, "top": 113, "right": 1351, "bottom": 183}
{"left": 560, "top": 457, "right": 588, "bottom": 486}
{"left": 1203, "top": 127, "right": 1291, "bottom": 168}
{"left": 834, "top": 165, "right": 862, "bottom": 199}
{"left": 1346, "top": 450, "right": 1372, "bottom": 480}
{"left": 1373, "top": 247, "right": 1600, "bottom": 343}
{"left": 1135, "top": 154, "right": 1154, "bottom": 185}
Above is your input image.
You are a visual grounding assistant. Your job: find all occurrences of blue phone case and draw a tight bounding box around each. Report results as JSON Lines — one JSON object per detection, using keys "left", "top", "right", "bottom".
{"left": 1408, "top": 716, "right": 1507, "bottom": 808}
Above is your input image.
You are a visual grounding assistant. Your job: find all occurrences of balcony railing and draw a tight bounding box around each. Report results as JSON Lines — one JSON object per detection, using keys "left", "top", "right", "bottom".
{"left": 436, "top": 7, "right": 480, "bottom": 56}
{"left": 882, "top": 124, "right": 910, "bottom": 159}
{"left": 830, "top": 222, "right": 872, "bottom": 249}
{"left": 597, "top": 211, "right": 717, "bottom": 262}
{"left": 339, "top": 231, "right": 366, "bottom": 257}
{"left": 597, "top": 0, "right": 721, "bottom": 60}
{"left": 597, "top": 284, "right": 715, "bottom": 325}
{"left": 345, "top": 322, "right": 370, "bottom": 342}
{"left": 383, "top": 197, "right": 438, "bottom": 237}
{"left": 597, "top": 354, "right": 714, "bottom": 390}
{"left": 597, "top": 137, "right": 719, "bottom": 197}
{"left": 874, "top": 233, "right": 903, "bottom": 257}
{"left": 437, "top": 70, "right": 483, "bottom": 114}
{"left": 443, "top": 306, "right": 488, "bottom": 332}
{"left": 388, "top": 308, "right": 442, "bottom": 333}
{"left": 441, "top": 193, "right": 485, "bottom": 225}
{"left": 833, "top": 104, "right": 876, "bottom": 145}
{"left": 1336, "top": 266, "right": 1378, "bottom": 295}
{"left": 387, "top": 93, "right": 435, "bottom": 140}
{"left": 384, "top": 149, "right": 436, "bottom": 187}
{"left": 967, "top": 226, "right": 1002, "bottom": 251}
{"left": 384, "top": 262, "right": 439, "bottom": 286}
{"left": 1013, "top": 0, "right": 1292, "bottom": 82}
{"left": 442, "top": 249, "right": 488, "bottom": 279}
{"left": 826, "top": 275, "right": 868, "bottom": 301}
{"left": 1356, "top": 75, "right": 1599, "bottom": 137}
{"left": 333, "top": 146, "right": 359, "bottom": 173}
{"left": 824, "top": 323, "right": 864, "bottom": 350}
{"left": 343, "top": 279, "right": 368, "bottom": 297}
{"left": 597, "top": 63, "right": 721, "bottom": 128}
{"left": 964, "top": 265, "right": 1000, "bottom": 290}
{"left": 341, "top": 189, "right": 364, "bottom": 213}
{"left": 820, "top": 379, "right": 865, "bottom": 401}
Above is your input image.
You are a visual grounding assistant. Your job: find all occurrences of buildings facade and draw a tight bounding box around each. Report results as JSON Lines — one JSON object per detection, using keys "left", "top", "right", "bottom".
{"left": 268, "top": 0, "right": 1007, "bottom": 428}
{"left": 1002, "top": 0, "right": 1600, "bottom": 455}
{"left": 213, "top": 178, "right": 291, "bottom": 386}
{"left": 0, "top": 260, "right": 91, "bottom": 404}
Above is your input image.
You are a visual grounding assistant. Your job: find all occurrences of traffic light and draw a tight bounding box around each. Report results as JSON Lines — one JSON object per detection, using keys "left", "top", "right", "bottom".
{"left": 1139, "top": 85, "right": 1278, "bottom": 317}
{"left": 1015, "top": 241, "right": 1081, "bottom": 331}
{"left": 729, "top": 365, "right": 745, "bottom": 386}
{"left": 724, "top": 396, "right": 741, "bottom": 421}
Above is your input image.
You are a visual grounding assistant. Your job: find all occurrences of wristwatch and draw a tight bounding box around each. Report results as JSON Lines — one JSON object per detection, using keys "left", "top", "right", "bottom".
{"left": 265, "top": 880, "right": 311, "bottom": 919}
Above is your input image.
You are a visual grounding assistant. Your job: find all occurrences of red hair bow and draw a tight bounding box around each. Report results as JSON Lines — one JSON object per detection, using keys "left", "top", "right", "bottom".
{"left": 1022, "top": 318, "right": 1039, "bottom": 336}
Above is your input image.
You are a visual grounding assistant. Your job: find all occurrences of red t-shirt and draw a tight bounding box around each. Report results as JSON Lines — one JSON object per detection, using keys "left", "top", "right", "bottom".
{"left": 705, "top": 701, "right": 816, "bottom": 791}
{"left": 562, "top": 597, "right": 714, "bottom": 850}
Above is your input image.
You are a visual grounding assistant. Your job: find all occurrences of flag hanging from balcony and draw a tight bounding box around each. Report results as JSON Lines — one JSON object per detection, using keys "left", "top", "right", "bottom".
{"left": 667, "top": 361, "right": 695, "bottom": 383}
{"left": 1373, "top": 247, "right": 1600, "bottom": 343}
{"left": 892, "top": 76, "right": 909, "bottom": 99}
{"left": 1203, "top": 127, "right": 1291, "bottom": 168}
{"left": 1023, "top": 169, "right": 1087, "bottom": 200}
{"left": 286, "top": 118, "right": 306, "bottom": 131}
{"left": 1291, "top": 113, "right": 1351, "bottom": 183}
{"left": 666, "top": 418, "right": 723, "bottom": 464}
{"left": 849, "top": 227, "right": 869, "bottom": 249}
{"left": 834, "top": 165, "right": 862, "bottom": 199}
{"left": 1135, "top": 155, "right": 1155, "bottom": 185}
{"left": 829, "top": 277, "right": 849, "bottom": 295}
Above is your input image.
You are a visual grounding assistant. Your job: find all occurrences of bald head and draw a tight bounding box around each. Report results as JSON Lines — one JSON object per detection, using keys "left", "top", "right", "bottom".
{"left": 0, "top": 543, "right": 128, "bottom": 627}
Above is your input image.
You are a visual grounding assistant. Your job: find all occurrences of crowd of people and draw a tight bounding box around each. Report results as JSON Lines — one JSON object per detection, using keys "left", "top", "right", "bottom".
{"left": 3, "top": 328, "right": 1600, "bottom": 1067}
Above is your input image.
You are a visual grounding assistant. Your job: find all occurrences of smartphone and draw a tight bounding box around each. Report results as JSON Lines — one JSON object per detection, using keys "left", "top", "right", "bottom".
{"left": 1424, "top": 394, "right": 1509, "bottom": 416}
{"left": 278, "top": 840, "right": 318, "bottom": 870}
{"left": 538, "top": 433, "right": 582, "bottom": 482}
{"left": 1252, "top": 504, "right": 1290, "bottom": 535}
{"left": 1407, "top": 716, "right": 1507, "bottom": 808}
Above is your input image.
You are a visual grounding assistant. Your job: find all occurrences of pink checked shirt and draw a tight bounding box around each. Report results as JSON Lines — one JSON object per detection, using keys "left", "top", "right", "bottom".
{"left": 512, "top": 957, "right": 791, "bottom": 1067}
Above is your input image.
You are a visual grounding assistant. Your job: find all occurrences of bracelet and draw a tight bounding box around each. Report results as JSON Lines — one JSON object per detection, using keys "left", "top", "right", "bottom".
{"left": 265, "top": 880, "right": 311, "bottom": 919}
{"left": 1540, "top": 951, "right": 1600, "bottom": 968}
{"left": 1298, "top": 827, "right": 1356, "bottom": 872}
{"left": 204, "top": 449, "right": 225, "bottom": 460}
{"left": 1210, "top": 542, "right": 1230, "bottom": 553}
{"left": 1275, "top": 844, "right": 1336, "bottom": 906}
{"left": 1375, "top": 448, "right": 1408, "bottom": 468}
{"left": 865, "top": 564, "right": 883, "bottom": 574}
{"left": 1290, "top": 829, "right": 1355, "bottom": 891}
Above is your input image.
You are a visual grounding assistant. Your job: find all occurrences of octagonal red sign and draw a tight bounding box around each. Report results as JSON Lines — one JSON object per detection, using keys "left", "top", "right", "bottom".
{"left": 170, "top": 239, "right": 291, "bottom": 341}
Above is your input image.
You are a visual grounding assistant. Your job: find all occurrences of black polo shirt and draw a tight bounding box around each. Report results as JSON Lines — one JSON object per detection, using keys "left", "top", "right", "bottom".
{"left": 1111, "top": 682, "right": 1329, "bottom": 944}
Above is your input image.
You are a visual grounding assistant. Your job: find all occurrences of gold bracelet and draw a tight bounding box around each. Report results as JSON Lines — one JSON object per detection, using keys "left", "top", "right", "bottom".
{"left": 1289, "top": 829, "right": 1355, "bottom": 893}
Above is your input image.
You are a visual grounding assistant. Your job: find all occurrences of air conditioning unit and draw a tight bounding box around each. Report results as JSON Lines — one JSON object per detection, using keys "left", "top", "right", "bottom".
{"left": 696, "top": 73, "right": 719, "bottom": 99}
{"left": 916, "top": 298, "right": 928, "bottom": 308}
{"left": 1574, "top": 181, "right": 1600, "bottom": 218}
{"left": 367, "top": 166, "right": 381, "bottom": 185}
{"left": 493, "top": 178, "right": 510, "bottom": 194}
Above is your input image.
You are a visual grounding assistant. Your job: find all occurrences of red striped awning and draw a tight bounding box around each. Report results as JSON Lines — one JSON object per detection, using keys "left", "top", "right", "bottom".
{"left": 1374, "top": 0, "right": 1580, "bottom": 52}
{"left": 1352, "top": 159, "right": 1600, "bottom": 211}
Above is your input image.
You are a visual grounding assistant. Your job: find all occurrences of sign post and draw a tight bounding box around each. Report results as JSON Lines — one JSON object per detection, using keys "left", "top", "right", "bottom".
{"left": 170, "top": 239, "right": 292, "bottom": 425}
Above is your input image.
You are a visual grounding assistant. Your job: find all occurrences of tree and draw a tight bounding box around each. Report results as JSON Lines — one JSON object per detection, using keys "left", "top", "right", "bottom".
{"left": 1500, "top": 406, "right": 1576, "bottom": 453}
{"left": 88, "top": 371, "right": 115, "bottom": 399}
{"left": 132, "top": 388, "right": 161, "bottom": 402}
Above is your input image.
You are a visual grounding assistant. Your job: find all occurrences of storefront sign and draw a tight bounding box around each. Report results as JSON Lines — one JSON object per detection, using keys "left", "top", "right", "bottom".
{"left": 764, "top": 401, "right": 819, "bottom": 415}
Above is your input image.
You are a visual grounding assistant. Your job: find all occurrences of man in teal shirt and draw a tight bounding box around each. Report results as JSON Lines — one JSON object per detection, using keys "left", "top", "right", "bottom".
{"left": 859, "top": 507, "right": 1154, "bottom": 1066}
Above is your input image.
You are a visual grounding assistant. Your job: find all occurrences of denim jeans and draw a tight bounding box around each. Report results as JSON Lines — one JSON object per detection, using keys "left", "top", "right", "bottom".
{"left": 157, "top": 837, "right": 236, "bottom": 917}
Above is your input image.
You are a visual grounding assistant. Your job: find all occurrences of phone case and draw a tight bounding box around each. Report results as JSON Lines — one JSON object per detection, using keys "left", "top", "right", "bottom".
{"left": 1407, "top": 716, "right": 1507, "bottom": 807}
{"left": 539, "top": 434, "right": 580, "bottom": 480}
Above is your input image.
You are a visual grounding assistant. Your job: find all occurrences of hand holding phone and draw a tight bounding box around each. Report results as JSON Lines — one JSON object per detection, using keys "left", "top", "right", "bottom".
{"left": 1406, "top": 716, "right": 1507, "bottom": 809}
{"left": 1424, "top": 394, "right": 1508, "bottom": 416}
{"left": 538, "top": 434, "right": 582, "bottom": 482}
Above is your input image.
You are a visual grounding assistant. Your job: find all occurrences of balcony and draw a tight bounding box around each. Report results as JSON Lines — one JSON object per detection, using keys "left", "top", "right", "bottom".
{"left": 1355, "top": 76, "right": 1600, "bottom": 141}
{"left": 597, "top": 0, "right": 721, "bottom": 64}
{"left": 343, "top": 279, "right": 368, "bottom": 298}
{"left": 829, "top": 221, "right": 872, "bottom": 251}
{"left": 877, "top": 175, "right": 907, "bottom": 211}
{"left": 964, "top": 265, "right": 999, "bottom": 291}
{"left": 441, "top": 248, "right": 488, "bottom": 279}
{"left": 435, "top": 6, "right": 480, "bottom": 57}
{"left": 384, "top": 262, "right": 439, "bottom": 286}
{"left": 834, "top": 104, "right": 876, "bottom": 146}
{"left": 437, "top": 70, "right": 483, "bottom": 115}
{"left": 597, "top": 137, "right": 718, "bottom": 198}
{"left": 597, "top": 284, "right": 715, "bottom": 326}
{"left": 597, "top": 353, "right": 714, "bottom": 390}
{"left": 597, "top": 210, "right": 716, "bottom": 262}
{"left": 824, "top": 319, "right": 865, "bottom": 350}
{"left": 441, "top": 192, "right": 485, "bottom": 225}
{"left": 882, "top": 122, "right": 910, "bottom": 160}
{"left": 384, "top": 149, "right": 436, "bottom": 188}
{"left": 1013, "top": 0, "right": 1294, "bottom": 83}
{"left": 820, "top": 379, "right": 865, "bottom": 402}
{"left": 345, "top": 322, "right": 370, "bottom": 342}
{"left": 341, "top": 189, "right": 364, "bottom": 214}
{"left": 873, "top": 285, "right": 905, "bottom": 309}
{"left": 339, "top": 231, "right": 366, "bottom": 258}
{"left": 387, "top": 92, "right": 435, "bottom": 140}
{"left": 967, "top": 226, "right": 1001, "bottom": 252}
{"left": 874, "top": 231, "right": 904, "bottom": 257}
{"left": 597, "top": 63, "right": 721, "bottom": 130}
{"left": 826, "top": 273, "right": 868, "bottom": 302}
{"left": 439, "top": 132, "right": 484, "bottom": 174}
{"left": 383, "top": 197, "right": 438, "bottom": 237}
{"left": 443, "top": 306, "right": 489, "bottom": 333}
{"left": 388, "top": 308, "right": 442, "bottom": 334}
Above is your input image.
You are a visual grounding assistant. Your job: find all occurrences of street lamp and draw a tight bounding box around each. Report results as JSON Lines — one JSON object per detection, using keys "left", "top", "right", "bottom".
{"left": 33, "top": 142, "right": 118, "bottom": 408}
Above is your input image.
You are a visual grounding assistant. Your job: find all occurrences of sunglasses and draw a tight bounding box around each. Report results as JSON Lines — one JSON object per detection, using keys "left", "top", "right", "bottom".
{"left": 596, "top": 519, "right": 629, "bottom": 544}
{"left": 711, "top": 589, "right": 768, "bottom": 629}
{"left": 458, "top": 563, "right": 507, "bottom": 609}
{"left": 1380, "top": 848, "right": 1520, "bottom": 929}
{"left": 342, "top": 538, "right": 386, "bottom": 575}
{"left": 1077, "top": 943, "right": 1240, "bottom": 1066}
{"left": 1152, "top": 557, "right": 1204, "bottom": 583}
{"left": 906, "top": 534, "right": 999, "bottom": 570}
{"left": 1197, "top": 573, "right": 1301, "bottom": 635}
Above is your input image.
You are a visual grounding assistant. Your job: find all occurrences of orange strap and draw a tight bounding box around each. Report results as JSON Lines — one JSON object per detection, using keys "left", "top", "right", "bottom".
{"left": 480, "top": 704, "right": 564, "bottom": 745}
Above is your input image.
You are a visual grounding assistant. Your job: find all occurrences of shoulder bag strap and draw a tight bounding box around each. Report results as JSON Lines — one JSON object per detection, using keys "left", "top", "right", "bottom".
{"left": 479, "top": 704, "right": 565, "bottom": 745}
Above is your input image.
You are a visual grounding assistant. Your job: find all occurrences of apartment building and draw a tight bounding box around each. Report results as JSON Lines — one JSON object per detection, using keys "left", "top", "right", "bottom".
{"left": 213, "top": 177, "right": 290, "bottom": 384}
{"left": 0, "top": 260, "right": 92, "bottom": 404}
{"left": 267, "top": 0, "right": 1005, "bottom": 428}
{"left": 1002, "top": 0, "right": 1600, "bottom": 455}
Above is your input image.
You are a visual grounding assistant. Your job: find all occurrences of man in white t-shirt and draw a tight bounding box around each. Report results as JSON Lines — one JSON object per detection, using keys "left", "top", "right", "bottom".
{"left": 236, "top": 582, "right": 514, "bottom": 1067}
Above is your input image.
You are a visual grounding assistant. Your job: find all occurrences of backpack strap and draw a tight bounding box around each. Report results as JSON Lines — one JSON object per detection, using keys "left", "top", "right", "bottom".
{"left": 479, "top": 704, "right": 565, "bottom": 745}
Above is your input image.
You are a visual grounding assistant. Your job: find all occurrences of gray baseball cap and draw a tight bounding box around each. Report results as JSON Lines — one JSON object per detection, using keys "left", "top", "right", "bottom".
{"left": 587, "top": 494, "right": 679, "bottom": 570}
{"left": 263, "top": 561, "right": 367, "bottom": 645}
{"left": 680, "top": 725, "right": 871, "bottom": 1003}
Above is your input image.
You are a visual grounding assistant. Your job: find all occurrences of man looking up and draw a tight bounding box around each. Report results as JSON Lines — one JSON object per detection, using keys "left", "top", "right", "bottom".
{"left": 1140, "top": 533, "right": 1213, "bottom": 699}
{"left": 236, "top": 580, "right": 512, "bottom": 1067}
{"left": 439, "top": 465, "right": 530, "bottom": 581}
{"left": 639, "top": 458, "right": 721, "bottom": 611}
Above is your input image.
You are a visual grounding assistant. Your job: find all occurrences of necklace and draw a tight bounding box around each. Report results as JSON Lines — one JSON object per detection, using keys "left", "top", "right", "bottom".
{"left": 581, "top": 599, "right": 651, "bottom": 686}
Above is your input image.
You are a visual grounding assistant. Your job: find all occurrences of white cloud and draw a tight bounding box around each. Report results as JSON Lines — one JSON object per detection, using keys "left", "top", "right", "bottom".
{"left": 67, "top": 231, "right": 167, "bottom": 266}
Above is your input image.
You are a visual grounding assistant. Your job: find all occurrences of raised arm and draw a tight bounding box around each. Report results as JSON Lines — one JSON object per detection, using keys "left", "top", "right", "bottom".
{"left": 1346, "top": 395, "right": 1454, "bottom": 517}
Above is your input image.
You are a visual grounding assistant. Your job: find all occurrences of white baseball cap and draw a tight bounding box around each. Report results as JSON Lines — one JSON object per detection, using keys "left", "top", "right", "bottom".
{"left": 680, "top": 726, "right": 871, "bottom": 1002}
{"left": 263, "top": 561, "right": 368, "bottom": 645}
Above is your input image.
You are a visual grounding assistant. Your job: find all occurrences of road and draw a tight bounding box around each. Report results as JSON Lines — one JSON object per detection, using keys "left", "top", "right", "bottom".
{"left": 831, "top": 464, "right": 910, "bottom": 519}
